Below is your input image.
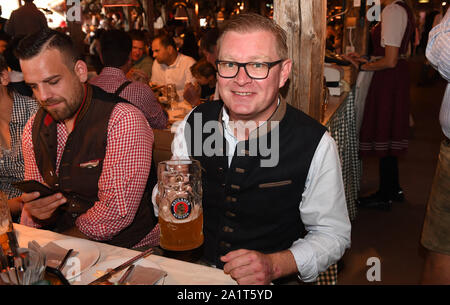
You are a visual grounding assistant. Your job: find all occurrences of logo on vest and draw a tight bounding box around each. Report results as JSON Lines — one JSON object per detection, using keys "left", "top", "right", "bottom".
{"left": 171, "top": 198, "right": 192, "bottom": 220}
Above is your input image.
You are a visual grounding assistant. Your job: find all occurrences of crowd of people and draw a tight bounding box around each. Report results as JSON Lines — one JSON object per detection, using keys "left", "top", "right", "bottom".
{"left": 0, "top": 0, "right": 447, "bottom": 285}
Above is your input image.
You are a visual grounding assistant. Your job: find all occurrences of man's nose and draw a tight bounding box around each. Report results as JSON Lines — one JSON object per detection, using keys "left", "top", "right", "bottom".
{"left": 35, "top": 84, "right": 52, "bottom": 103}
{"left": 234, "top": 66, "right": 252, "bottom": 85}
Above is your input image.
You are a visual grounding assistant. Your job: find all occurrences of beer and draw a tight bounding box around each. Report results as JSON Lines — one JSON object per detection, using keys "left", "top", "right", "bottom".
{"left": 159, "top": 210, "right": 204, "bottom": 251}
{"left": 157, "top": 160, "right": 203, "bottom": 251}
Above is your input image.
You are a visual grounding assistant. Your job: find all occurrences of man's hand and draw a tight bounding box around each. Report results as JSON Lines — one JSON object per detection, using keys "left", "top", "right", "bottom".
{"left": 183, "top": 82, "right": 201, "bottom": 106}
{"left": 221, "top": 249, "right": 276, "bottom": 284}
{"left": 127, "top": 68, "right": 149, "bottom": 84}
{"left": 221, "top": 249, "right": 298, "bottom": 284}
{"left": 21, "top": 192, "right": 67, "bottom": 221}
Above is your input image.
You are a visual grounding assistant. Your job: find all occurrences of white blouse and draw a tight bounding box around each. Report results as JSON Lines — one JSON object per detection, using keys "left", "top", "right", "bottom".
{"left": 381, "top": 0, "right": 408, "bottom": 48}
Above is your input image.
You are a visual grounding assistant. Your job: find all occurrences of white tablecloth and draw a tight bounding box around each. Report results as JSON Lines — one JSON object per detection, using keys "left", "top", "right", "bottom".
{"left": 13, "top": 223, "right": 237, "bottom": 285}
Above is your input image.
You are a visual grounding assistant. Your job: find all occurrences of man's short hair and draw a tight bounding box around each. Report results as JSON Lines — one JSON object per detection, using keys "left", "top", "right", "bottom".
{"left": 153, "top": 33, "right": 177, "bottom": 50}
{"left": 129, "top": 29, "right": 147, "bottom": 44}
{"left": 217, "top": 13, "right": 288, "bottom": 60}
{"left": 99, "top": 29, "right": 132, "bottom": 68}
{"left": 15, "top": 27, "right": 81, "bottom": 68}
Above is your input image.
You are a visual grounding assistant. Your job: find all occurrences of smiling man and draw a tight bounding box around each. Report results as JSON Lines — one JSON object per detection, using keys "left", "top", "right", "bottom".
{"left": 162, "top": 13, "right": 351, "bottom": 284}
{"left": 15, "top": 28, "right": 159, "bottom": 249}
{"left": 128, "top": 30, "right": 153, "bottom": 82}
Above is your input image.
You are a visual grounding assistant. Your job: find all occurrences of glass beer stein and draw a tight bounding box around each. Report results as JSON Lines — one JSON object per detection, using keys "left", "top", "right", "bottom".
{"left": 156, "top": 160, "right": 203, "bottom": 251}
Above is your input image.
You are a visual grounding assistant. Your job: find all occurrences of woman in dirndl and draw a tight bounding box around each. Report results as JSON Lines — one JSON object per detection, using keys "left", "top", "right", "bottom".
{"left": 349, "top": 0, "right": 416, "bottom": 210}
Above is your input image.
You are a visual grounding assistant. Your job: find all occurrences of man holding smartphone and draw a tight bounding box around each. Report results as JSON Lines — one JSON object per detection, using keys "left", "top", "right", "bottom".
{"left": 15, "top": 28, "right": 158, "bottom": 249}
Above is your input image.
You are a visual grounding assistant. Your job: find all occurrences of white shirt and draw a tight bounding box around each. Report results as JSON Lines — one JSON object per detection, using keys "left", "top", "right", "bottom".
{"left": 157, "top": 105, "right": 352, "bottom": 282}
{"left": 426, "top": 9, "right": 450, "bottom": 138}
{"left": 381, "top": 1, "right": 408, "bottom": 48}
{"left": 151, "top": 53, "right": 196, "bottom": 100}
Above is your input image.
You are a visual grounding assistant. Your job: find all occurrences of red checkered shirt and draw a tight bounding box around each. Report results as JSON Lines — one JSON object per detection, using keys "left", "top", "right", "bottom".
{"left": 89, "top": 67, "right": 167, "bottom": 129}
{"left": 20, "top": 102, "right": 160, "bottom": 248}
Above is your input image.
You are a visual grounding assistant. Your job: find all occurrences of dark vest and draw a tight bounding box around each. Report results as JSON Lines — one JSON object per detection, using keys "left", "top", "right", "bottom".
{"left": 185, "top": 99, "right": 327, "bottom": 267}
{"left": 32, "top": 84, "right": 157, "bottom": 248}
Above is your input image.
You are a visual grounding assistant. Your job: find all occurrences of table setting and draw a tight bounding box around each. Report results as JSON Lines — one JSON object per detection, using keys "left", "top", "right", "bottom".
{"left": 1, "top": 222, "right": 236, "bottom": 285}
{"left": 0, "top": 166, "right": 236, "bottom": 286}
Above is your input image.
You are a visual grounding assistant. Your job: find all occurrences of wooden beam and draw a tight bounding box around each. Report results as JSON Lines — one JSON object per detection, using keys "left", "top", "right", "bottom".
{"left": 274, "top": 0, "right": 326, "bottom": 121}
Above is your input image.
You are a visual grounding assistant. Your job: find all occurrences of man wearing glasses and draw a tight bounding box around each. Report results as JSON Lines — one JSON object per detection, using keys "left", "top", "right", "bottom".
{"left": 162, "top": 13, "right": 351, "bottom": 284}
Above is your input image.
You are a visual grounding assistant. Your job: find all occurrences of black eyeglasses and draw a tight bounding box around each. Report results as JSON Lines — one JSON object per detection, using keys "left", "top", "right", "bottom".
{"left": 215, "top": 59, "right": 284, "bottom": 80}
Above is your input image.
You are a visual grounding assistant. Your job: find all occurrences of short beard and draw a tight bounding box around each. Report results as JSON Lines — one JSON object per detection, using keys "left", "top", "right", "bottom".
{"left": 44, "top": 83, "right": 84, "bottom": 122}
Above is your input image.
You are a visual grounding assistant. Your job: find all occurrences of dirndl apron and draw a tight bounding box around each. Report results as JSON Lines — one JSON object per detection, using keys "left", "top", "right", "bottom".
{"left": 359, "top": 1, "right": 415, "bottom": 157}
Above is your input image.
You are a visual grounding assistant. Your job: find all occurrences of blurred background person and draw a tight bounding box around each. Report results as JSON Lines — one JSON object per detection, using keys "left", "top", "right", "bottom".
{"left": 5, "top": 0, "right": 48, "bottom": 39}
{"left": 151, "top": 33, "right": 196, "bottom": 100}
{"left": 90, "top": 29, "right": 167, "bottom": 130}
{"left": 179, "top": 28, "right": 200, "bottom": 61}
{"left": 0, "top": 54, "right": 38, "bottom": 221}
{"left": 3, "top": 36, "right": 33, "bottom": 97}
{"left": 420, "top": 8, "right": 450, "bottom": 285}
{"left": 348, "top": 0, "right": 416, "bottom": 210}
{"left": 199, "top": 27, "right": 219, "bottom": 66}
{"left": 128, "top": 30, "right": 153, "bottom": 83}
{"left": 184, "top": 58, "right": 216, "bottom": 106}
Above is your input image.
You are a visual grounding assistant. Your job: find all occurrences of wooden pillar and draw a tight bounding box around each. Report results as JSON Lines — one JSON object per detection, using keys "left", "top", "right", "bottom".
{"left": 274, "top": 0, "right": 326, "bottom": 121}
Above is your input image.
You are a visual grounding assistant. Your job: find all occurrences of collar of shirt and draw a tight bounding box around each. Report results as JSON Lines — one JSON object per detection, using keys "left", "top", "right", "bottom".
{"left": 99, "top": 67, "right": 127, "bottom": 79}
{"left": 220, "top": 97, "right": 281, "bottom": 165}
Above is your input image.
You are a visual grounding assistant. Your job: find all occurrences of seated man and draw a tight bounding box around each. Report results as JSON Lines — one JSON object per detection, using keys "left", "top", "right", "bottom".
{"left": 128, "top": 30, "right": 153, "bottom": 83}
{"left": 16, "top": 28, "right": 159, "bottom": 249}
{"left": 151, "top": 33, "right": 196, "bottom": 100}
{"left": 89, "top": 29, "right": 167, "bottom": 130}
{"left": 160, "top": 13, "right": 351, "bottom": 284}
{"left": 183, "top": 58, "right": 216, "bottom": 105}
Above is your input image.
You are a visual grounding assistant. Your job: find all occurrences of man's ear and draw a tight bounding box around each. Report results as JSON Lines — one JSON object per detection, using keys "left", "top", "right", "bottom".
{"left": 279, "top": 59, "right": 292, "bottom": 88}
{"left": 74, "top": 60, "right": 88, "bottom": 83}
{"left": 0, "top": 70, "right": 10, "bottom": 87}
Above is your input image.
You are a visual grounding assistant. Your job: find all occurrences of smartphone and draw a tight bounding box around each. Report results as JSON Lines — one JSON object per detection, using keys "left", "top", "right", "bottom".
{"left": 12, "top": 180, "right": 57, "bottom": 198}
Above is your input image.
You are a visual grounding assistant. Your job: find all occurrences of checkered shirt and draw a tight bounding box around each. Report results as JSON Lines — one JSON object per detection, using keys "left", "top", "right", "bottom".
{"left": 20, "top": 102, "right": 160, "bottom": 248}
{"left": 0, "top": 91, "right": 39, "bottom": 199}
{"left": 89, "top": 67, "right": 167, "bottom": 129}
